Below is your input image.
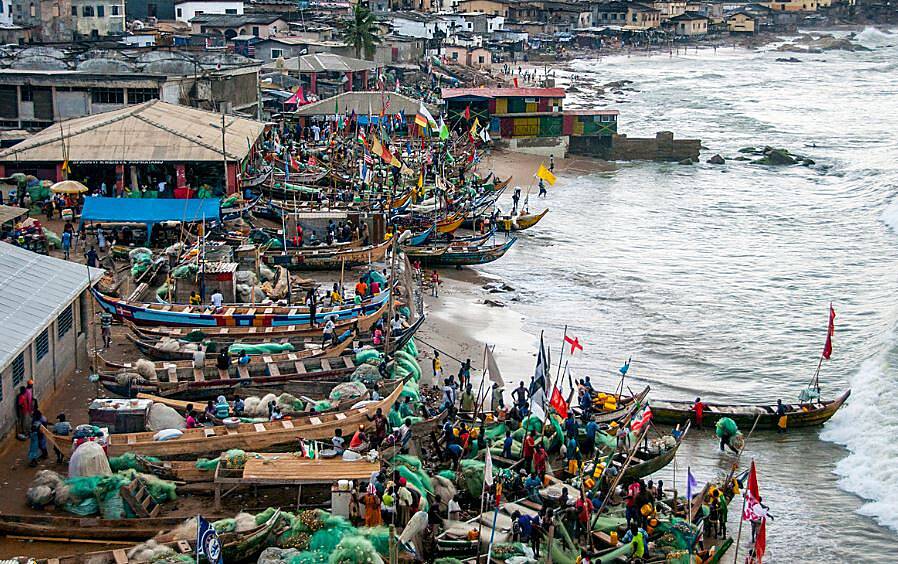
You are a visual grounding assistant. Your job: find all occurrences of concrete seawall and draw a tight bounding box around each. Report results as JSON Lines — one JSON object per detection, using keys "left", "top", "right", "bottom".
{"left": 569, "top": 131, "right": 701, "bottom": 161}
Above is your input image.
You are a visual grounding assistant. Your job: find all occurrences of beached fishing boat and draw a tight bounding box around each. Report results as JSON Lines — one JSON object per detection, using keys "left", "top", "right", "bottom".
{"left": 125, "top": 299, "right": 387, "bottom": 341}
{"left": 98, "top": 353, "right": 360, "bottom": 398}
{"left": 220, "top": 196, "right": 263, "bottom": 221}
{"left": 261, "top": 239, "right": 390, "bottom": 271}
{"left": 621, "top": 421, "right": 690, "bottom": 479}
{"left": 91, "top": 286, "right": 391, "bottom": 327}
{"left": 404, "top": 238, "right": 516, "bottom": 267}
{"left": 43, "top": 384, "right": 404, "bottom": 459}
{"left": 239, "top": 166, "right": 273, "bottom": 189}
{"left": 495, "top": 209, "right": 549, "bottom": 232}
{"left": 649, "top": 390, "right": 850, "bottom": 429}
{"left": 108, "top": 331, "right": 353, "bottom": 367}
{"left": 0, "top": 513, "right": 206, "bottom": 541}
{"left": 20, "top": 510, "right": 282, "bottom": 563}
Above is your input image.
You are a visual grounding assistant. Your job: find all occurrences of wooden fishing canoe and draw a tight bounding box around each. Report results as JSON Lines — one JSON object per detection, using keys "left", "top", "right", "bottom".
{"left": 125, "top": 298, "right": 387, "bottom": 341}
{"left": 92, "top": 286, "right": 391, "bottom": 327}
{"left": 44, "top": 384, "right": 404, "bottom": 459}
{"left": 112, "top": 330, "right": 353, "bottom": 367}
{"left": 262, "top": 239, "right": 390, "bottom": 271}
{"left": 0, "top": 513, "right": 204, "bottom": 541}
{"left": 98, "top": 353, "right": 360, "bottom": 398}
{"left": 404, "top": 238, "right": 516, "bottom": 267}
{"left": 436, "top": 212, "right": 466, "bottom": 234}
{"left": 649, "top": 390, "right": 851, "bottom": 429}
{"left": 623, "top": 420, "right": 690, "bottom": 479}
{"left": 495, "top": 209, "right": 549, "bottom": 232}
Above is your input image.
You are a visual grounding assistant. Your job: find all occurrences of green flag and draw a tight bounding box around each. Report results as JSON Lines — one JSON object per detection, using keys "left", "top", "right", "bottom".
{"left": 438, "top": 117, "right": 449, "bottom": 140}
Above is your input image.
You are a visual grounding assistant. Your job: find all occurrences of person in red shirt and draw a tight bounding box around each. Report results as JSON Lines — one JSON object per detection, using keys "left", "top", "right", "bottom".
{"left": 533, "top": 444, "right": 548, "bottom": 477}
{"left": 692, "top": 397, "right": 705, "bottom": 429}
{"left": 522, "top": 431, "right": 536, "bottom": 462}
{"left": 575, "top": 494, "right": 591, "bottom": 541}
{"left": 625, "top": 480, "right": 641, "bottom": 528}
{"left": 350, "top": 425, "right": 368, "bottom": 450}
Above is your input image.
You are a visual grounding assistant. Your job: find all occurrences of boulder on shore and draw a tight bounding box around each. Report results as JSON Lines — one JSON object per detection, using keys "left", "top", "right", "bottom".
{"left": 678, "top": 158, "right": 694, "bottom": 165}
{"left": 754, "top": 148, "right": 797, "bottom": 166}
{"left": 708, "top": 154, "right": 726, "bottom": 165}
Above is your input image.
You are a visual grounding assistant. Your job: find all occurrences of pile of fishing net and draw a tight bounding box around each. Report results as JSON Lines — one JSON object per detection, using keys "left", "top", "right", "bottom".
{"left": 129, "top": 247, "right": 154, "bottom": 277}
{"left": 389, "top": 455, "right": 432, "bottom": 510}
{"left": 213, "top": 512, "right": 258, "bottom": 534}
{"left": 458, "top": 459, "right": 491, "bottom": 497}
{"left": 329, "top": 381, "right": 368, "bottom": 402}
{"left": 109, "top": 453, "right": 160, "bottom": 473}
{"left": 29, "top": 468, "right": 177, "bottom": 518}
{"left": 228, "top": 342, "right": 296, "bottom": 356}
{"left": 391, "top": 350, "right": 421, "bottom": 382}
{"left": 237, "top": 283, "right": 266, "bottom": 303}
{"left": 350, "top": 363, "right": 382, "bottom": 386}
{"left": 243, "top": 392, "right": 305, "bottom": 418}
{"left": 195, "top": 449, "right": 250, "bottom": 472}
{"left": 171, "top": 264, "right": 199, "bottom": 279}
{"left": 127, "top": 539, "right": 193, "bottom": 563}
{"left": 355, "top": 349, "right": 383, "bottom": 366}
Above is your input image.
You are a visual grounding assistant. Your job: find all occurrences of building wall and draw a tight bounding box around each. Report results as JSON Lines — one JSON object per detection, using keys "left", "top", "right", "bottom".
{"left": 0, "top": 290, "right": 90, "bottom": 441}
{"left": 192, "top": 18, "right": 284, "bottom": 37}
{"left": 175, "top": 0, "right": 243, "bottom": 22}
{"left": 727, "top": 14, "right": 755, "bottom": 32}
{"left": 71, "top": 0, "right": 126, "bottom": 36}
{"left": 12, "top": 0, "right": 75, "bottom": 42}
{"left": 762, "top": 0, "right": 817, "bottom": 10}
{"left": 0, "top": 0, "right": 14, "bottom": 25}
{"left": 126, "top": 0, "right": 175, "bottom": 21}
{"left": 455, "top": 0, "right": 508, "bottom": 16}
{"left": 605, "top": 131, "right": 701, "bottom": 161}
{"left": 675, "top": 18, "right": 707, "bottom": 34}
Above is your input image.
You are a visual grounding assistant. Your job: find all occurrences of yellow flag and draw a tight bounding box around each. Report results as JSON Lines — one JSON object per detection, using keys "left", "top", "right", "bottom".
{"left": 470, "top": 117, "right": 480, "bottom": 138}
{"left": 62, "top": 160, "right": 71, "bottom": 174}
{"left": 536, "top": 164, "right": 556, "bottom": 186}
{"left": 417, "top": 170, "right": 424, "bottom": 188}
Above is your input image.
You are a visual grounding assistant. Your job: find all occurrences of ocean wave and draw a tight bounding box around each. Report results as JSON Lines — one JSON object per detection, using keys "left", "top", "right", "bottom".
{"left": 880, "top": 196, "right": 898, "bottom": 233}
{"left": 855, "top": 27, "right": 897, "bottom": 48}
{"left": 821, "top": 343, "right": 898, "bottom": 531}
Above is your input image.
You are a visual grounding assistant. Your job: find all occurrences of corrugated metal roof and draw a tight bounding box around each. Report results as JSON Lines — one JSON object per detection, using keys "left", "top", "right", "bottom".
{"left": 0, "top": 101, "right": 267, "bottom": 164}
{"left": 263, "top": 53, "right": 378, "bottom": 74}
{"left": 0, "top": 243, "right": 104, "bottom": 369}
{"left": 442, "top": 87, "right": 567, "bottom": 100}
{"left": 293, "top": 91, "right": 436, "bottom": 117}
{"left": 0, "top": 205, "right": 29, "bottom": 224}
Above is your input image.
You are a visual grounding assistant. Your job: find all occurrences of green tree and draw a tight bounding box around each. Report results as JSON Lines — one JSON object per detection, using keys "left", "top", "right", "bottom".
{"left": 341, "top": 5, "right": 382, "bottom": 60}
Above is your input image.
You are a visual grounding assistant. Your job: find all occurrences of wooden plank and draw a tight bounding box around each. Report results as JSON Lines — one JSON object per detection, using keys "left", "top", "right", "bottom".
{"left": 268, "top": 363, "right": 281, "bottom": 377}
{"left": 287, "top": 353, "right": 298, "bottom": 361}
{"left": 294, "top": 362, "right": 307, "bottom": 374}
{"left": 262, "top": 356, "right": 273, "bottom": 364}
{"left": 237, "top": 365, "right": 250, "bottom": 379}
{"left": 320, "top": 359, "right": 331, "bottom": 371}
{"left": 247, "top": 308, "right": 256, "bottom": 315}
{"left": 112, "top": 549, "right": 128, "bottom": 564}
{"left": 310, "top": 417, "right": 322, "bottom": 425}
{"left": 264, "top": 308, "right": 274, "bottom": 314}
{"left": 193, "top": 368, "right": 205, "bottom": 382}
{"left": 282, "top": 420, "right": 294, "bottom": 429}
{"left": 218, "top": 368, "right": 229, "bottom": 380}
{"left": 254, "top": 423, "right": 266, "bottom": 433}
{"left": 225, "top": 308, "right": 236, "bottom": 316}
{"left": 335, "top": 413, "right": 347, "bottom": 420}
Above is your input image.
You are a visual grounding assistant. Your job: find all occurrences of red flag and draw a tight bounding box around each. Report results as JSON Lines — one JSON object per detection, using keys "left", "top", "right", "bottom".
{"left": 747, "top": 460, "right": 760, "bottom": 501}
{"left": 753, "top": 518, "right": 767, "bottom": 562}
{"left": 513, "top": 77, "right": 519, "bottom": 88}
{"left": 630, "top": 406, "right": 652, "bottom": 432}
{"left": 549, "top": 385, "right": 568, "bottom": 419}
{"left": 564, "top": 335, "right": 583, "bottom": 354}
{"left": 464, "top": 104, "right": 471, "bottom": 120}
{"left": 822, "top": 304, "right": 836, "bottom": 360}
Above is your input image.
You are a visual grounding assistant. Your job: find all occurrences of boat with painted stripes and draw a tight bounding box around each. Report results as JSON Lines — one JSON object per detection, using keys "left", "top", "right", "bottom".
{"left": 99, "top": 352, "right": 360, "bottom": 399}
{"left": 92, "top": 286, "right": 391, "bottom": 327}
{"left": 261, "top": 239, "right": 391, "bottom": 271}
{"left": 42, "top": 383, "right": 404, "bottom": 458}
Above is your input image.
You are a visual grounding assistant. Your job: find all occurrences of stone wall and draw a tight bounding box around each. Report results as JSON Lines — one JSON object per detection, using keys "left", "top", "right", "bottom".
{"left": 494, "top": 135, "right": 568, "bottom": 158}
{"left": 608, "top": 131, "right": 701, "bottom": 161}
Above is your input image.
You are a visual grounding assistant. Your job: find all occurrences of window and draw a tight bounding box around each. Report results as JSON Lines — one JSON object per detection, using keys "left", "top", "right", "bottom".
{"left": 97, "top": 4, "right": 104, "bottom": 16}
{"left": 29, "top": 2, "right": 34, "bottom": 17}
{"left": 147, "top": 2, "right": 156, "bottom": 16}
{"left": 83, "top": 5, "right": 93, "bottom": 16}
{"left": 20, "top": 85, "right": 32, "bottom": 101}
{"left": 57, "top": 305, "right": 73, "bottom": 338}
{"left": 176, "top": 7, "right": 181, "bottom": 17}
{"left": 478, "top": 55, "right": 485, "bottom": 63}
{"left": 271, "top": 48, "right": 283, "bottom": 58}
{"left": 451, "top": 51, "right": 458, "bottom": 60}
{"left": 92, "top": 87, "right": 124, "bottom": 104}
{"left": 71, "top": 5, "right": 76, "bottom": 15}
{"left": 35, "top": 329, "right": 49, "bottom": 361}
{"left": 112, "top": 4, "right": 120, "bottom": 15}
{"left": 12, "top": 352, "right": 25, "bottom": 387}
{"left": 79, "top": 293, "right": 87, "bottom": 336}
{"left": 252, "top": 26, "right": 259, "bottom": 36}
{"left": 51, "top": 3, "right": 58, "bottom": 16}
{"left": 128, "top": 88, "right": 158, "bottom": 103}
{"left": 225, "top": 8, "right": 237, "bottom": 13}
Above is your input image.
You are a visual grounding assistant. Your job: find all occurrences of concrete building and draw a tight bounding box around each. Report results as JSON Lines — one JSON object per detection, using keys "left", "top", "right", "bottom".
{"left": 252, "top": 36, "right": 351, "bottom": 63}
{"left": 174, "top": 0, "right": 243, "bottom": 22}
{"left": 10, "top": 0, "right": 124, "bottom": 40}
{"left": 0, "top": 242, "right": 101, "bottom": 440}
{"left": 443, "top": 45, "right": 492, "bottom": 68}
{"left": 668, "top": 11, "right": 708, "bottom": 35}
{"left": 125, "top": 0, "right": 176, "bottom": 21}
{"left": 0, "top": 65, "right": 261, "bottom": 131}
{"left": 71, "top": 0, "right": 127, "bottom": 37}
{"left": 0, "top": 0, "right": 14, "bottom": 26}
{"left": 761, "top": 0, "right": 817, "bottom": 10}
{"left": 189, "top": 13, "right": 286, "bottom": 38}
{"left": 261, "top": 53, "right": 377, "bottom": 99}
{"left": 653, "top": 0, "right": 687, "bottom": 19}
{"left": 726, "top": 11, "right": 756, "bottom": 32}
{"left": 388, "top": 11, "right": 449, "bottom": 39}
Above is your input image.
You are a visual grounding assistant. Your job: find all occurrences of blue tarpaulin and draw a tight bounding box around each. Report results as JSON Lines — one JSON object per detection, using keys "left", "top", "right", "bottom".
{"left": 79, "top": 197, "right": 220, "bottom": 243}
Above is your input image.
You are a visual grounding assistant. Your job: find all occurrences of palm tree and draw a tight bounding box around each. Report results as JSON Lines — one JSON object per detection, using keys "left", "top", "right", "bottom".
{"left": 341, "top": 5, "right": 382, "bottom": 60}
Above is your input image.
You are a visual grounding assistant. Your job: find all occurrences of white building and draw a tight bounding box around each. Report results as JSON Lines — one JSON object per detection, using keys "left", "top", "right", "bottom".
{"left": 0, "top": 0, "right": 13, "bottom": 27}
{"left": 0, "top": 242, "right": 102, "bottom": 440}
{"left": 174, "top": 0, "right": 244, "bottom": 23}
{"left": 389, "top": 12, "right": 450, "bottom": 39}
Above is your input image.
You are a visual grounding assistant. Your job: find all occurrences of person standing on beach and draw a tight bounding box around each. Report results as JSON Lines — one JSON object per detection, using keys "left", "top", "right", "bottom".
{"left": 100, "top": 311, "right": 113, "bottom": 349}
{"left": 433, "top": 350, "right": 442, "bottom": 381}
{"left": 549, "top": 154, "right": 555, "bottom": 172}
{"left": 430, "top": 270, "right": 440, "bottom": 297}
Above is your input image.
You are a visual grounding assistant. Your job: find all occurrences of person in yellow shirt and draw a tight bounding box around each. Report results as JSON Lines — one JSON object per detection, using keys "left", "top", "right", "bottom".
{"left": 432, "top": 350, "right": 442, "bottom": 380}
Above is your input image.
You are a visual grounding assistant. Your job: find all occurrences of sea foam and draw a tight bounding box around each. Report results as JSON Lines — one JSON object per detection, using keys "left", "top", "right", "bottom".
{"left": 822, "top": 346, "right": 898, "bottom": 531}
{"left": 855, "top": 27, "right": 897, "bottom": 48}
{"left": 880, "top": 197, "right": 898, "bottom": 233}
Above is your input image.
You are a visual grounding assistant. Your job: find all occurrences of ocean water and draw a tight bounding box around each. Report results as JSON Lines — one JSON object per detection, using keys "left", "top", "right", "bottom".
{"left": 479, "top": 28, "right": 898, "bottom": 561}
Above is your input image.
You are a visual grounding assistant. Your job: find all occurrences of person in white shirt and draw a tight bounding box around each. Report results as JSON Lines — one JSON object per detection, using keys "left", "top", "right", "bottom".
{"left": 211, "top": 290, "right": 223, "bottom": 311}
{"left": 322, "top": 316, "right": 336, "bottom": 345}
{"left": 157, "top": 180, "right": 167, "bottom": 195}
{"left": 192, "top": 345, "right": 206, "bottom": 369}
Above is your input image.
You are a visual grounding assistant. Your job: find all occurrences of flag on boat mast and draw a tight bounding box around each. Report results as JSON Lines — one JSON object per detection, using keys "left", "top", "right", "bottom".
{"left": 529, "top": 332, "right": 551, "bottom": 419}
{"left": 485, "top": 344, "right": 504, "bottom": 387}
{"left": 822, "top": 303, "right": 836, "bottom": 360}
